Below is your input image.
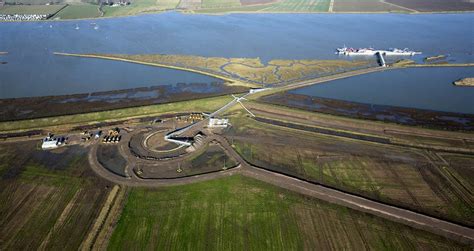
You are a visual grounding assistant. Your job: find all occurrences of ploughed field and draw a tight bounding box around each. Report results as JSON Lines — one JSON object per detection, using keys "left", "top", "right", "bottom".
{"left": 108, "top": 175, "right": 466, "bottom": 250}
{"left": 1, "top": 139, "right": 470, "bottom": 249}
{"left": 225, "top": 112, "right": 474, "bottom": 226}
{"left": 0, "top": 141, "right": 112, "bottom": 250}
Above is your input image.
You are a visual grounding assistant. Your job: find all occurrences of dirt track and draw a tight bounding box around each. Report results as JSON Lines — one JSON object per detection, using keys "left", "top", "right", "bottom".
{"left": 87, "top": 131, "right": 474, "bottom": 245}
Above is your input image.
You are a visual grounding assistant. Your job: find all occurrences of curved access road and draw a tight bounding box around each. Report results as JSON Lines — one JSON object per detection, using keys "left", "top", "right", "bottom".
{"left": 87, "top": 133, "right": 474, "bottom": 245}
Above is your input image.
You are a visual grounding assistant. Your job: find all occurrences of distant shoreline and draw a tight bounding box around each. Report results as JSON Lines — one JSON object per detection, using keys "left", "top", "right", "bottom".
{"left": 0, "top": 8, "right": 473, "bottom": 22}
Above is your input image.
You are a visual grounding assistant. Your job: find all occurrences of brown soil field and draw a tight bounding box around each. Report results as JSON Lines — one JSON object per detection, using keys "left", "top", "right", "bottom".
{"left": 385, "top": 0, "right": 474, "bottom": 11}
{"left": 0, "top": 83, "right": 247, "bottom": 122}
{"left": 97, "top": 145, "right": 128, "bottom": 177}
{"left": 0, "top": 141, "right": 111, "bottom": 250}
{"left": 261, "top": 92, "right": 474, "bottom": 131}
{"left": 225, "top": 112, "right": 474, "bottom": 226}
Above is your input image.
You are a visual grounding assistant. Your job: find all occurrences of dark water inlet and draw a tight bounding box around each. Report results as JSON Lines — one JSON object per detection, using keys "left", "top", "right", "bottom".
{"left": 290, "top": 67, "right": 474, "bottom": 114}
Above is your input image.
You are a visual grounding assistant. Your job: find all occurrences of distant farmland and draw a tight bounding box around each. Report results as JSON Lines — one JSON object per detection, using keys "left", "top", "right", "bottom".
{"left": 52, "top": 4, "right": 101, "bottom": 19}
{"left": 1, "top": 0, "right": 472, "bottom": 18}
{"left": 257, "top": 0, "right": 330, "bottom": 12}
{"left": 385, "top": 0, "right": 474, "bottom": 12}
{"left": 333, "top": 0, "right": 407, "bottom": 12}
{"left": 108, "top": 175, "right": 466, "bottom": 250}
{"left": 0, "top": 4, "right": 65, "bottom": 15}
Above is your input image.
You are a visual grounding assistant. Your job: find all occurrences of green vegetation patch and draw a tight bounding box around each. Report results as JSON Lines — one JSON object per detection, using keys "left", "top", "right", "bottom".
{"left": 102, "top": 0, "right": 179, "bottom": 17}
{"left": 63, "top": 53, "right": 374, "bottom": 86}
{"left": 0, "top": 4, "right": 65, "bottom": 15}
{"left": 333, "top": 0, "right": 407, "bottom": 12}
{"left": 193, "top": 4, "right": 269, "bottom": 13}
{"left": 201, "top": 0, "right": 241, "bottom": 9}
{"left": 108, "top": 175, "right": 466, "bottom": 250}
{"left": 260, "top": 0, "right": 330, "bottom": 12}
{"left": 53, "top": 4, "right": 101, "bottom": 19}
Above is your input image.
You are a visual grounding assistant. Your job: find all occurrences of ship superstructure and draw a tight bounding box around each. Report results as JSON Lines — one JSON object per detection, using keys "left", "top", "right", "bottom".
{"left": 336, "top": 46, "right": 421, "bottom": 56}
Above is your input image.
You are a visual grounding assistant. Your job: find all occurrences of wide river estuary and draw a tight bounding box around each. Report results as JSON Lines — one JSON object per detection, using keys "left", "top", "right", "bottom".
{"left": 0, "top": 12, "right": 473, "bottom": 113}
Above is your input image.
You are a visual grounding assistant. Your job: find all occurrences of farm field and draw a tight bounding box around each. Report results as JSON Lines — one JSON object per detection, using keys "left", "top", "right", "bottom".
{"left": 0, "top": 4, "right": 65, "bottom": 15}
{"left": 258, "top": 0, "right": 330, "bottom": 12}
{"left": 201, "top": 0, "right": 241, "bottom": 9}
{"left": 192, "top": 4, "right": 269, "bottom": 12}
{"left": 333, "top": 0, "right": 407, "bottom": 12}
{"left": 52, "top": 4, "right": 101, "bottom": 19}
{"left": 0, "top": 141, "right": 112, "bottom": 250}
{"left": 108, "top": 175, "right": 466, "bottom": 250}
{"left": 225, "top": 111, "right": 474, "bottom": 226}
{"left": 102, "top": 0, "right": 179, "bottom": 17}
{"left": 385, "top": 0, "right": 474, "bottom": 12}
{"left": 1, "top": 0, "right": 471, "bottom": 18}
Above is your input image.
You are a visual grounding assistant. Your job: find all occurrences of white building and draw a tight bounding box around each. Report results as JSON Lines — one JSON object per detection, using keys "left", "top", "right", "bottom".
{"left": 208, "top": 118, "right": 229, "bottom": 128}
{"left": 249, "top": 88, "right": 267, "bottom": 94}
{"left": 41, "top": 137, "right": 61, "bottom": 150}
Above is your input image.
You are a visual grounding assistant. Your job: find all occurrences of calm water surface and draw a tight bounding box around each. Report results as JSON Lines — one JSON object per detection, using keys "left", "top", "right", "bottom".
{"left": 0, "top": 12, "right": 473, "bottom": 98}
{"left": 290, "top": 67, "right": 474, "bottom": 114}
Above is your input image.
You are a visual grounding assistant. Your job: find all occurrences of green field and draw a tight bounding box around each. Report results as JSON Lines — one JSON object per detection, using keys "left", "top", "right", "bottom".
{"left": 108, "top": 175, "right": 466, "bottom": 250}
{"left": 52, "top": 4, "right": 101, "bottom": 19}
{"left": 0, "top": 141, "right": 111, "bottom": 250}
{"left": 333, "top": 0, "right": 406, "bottom": 12}
{"left": 201, "top": 0, "right": 240, "bottom": 9}
{"left": 0, "top": 4, "right": 65, "bottom": 15}
{"left": 260, "top": 0, "right": 330, "bottom": 12}
{"left": 102, "top": 0, "right": 179, "bottom": 17}
{"left": 226, "top": 112, "right": 474, "bottom": 226}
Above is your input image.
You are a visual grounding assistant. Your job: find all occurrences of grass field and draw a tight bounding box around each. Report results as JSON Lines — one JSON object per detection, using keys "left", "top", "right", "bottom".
{"left": 52, "top": 4, "right": 101, "bottom": 19}
{"left": 0, "top": 4, "right": 65, "bottom": 15}
{"left": 226, "top": 112, "right": 474, "bottom": 226}
{"left": 259, "top": 0, "right": 330, "bottom": 12}
{"left": 108, "top": 175, "right": 466, "bottom": 250}
{"left": 193, "top": 4, "right": 269, "bottom": 12}
{"left": 0, "top": 141, "right": 111, "bottom": 250}
{"left": 201, "top": 0, "right": 241, "bottom": 9}
{"left": 333, "top": 0, "right": 407, "bottom": 12}
{"left": 0, "top": 95, "right": 232, "bottom": 132}
{"left": 102, "top": 0, "right": 179, "bottom": 17}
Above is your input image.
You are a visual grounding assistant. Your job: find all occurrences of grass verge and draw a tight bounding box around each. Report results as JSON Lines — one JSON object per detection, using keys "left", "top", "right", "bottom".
{"left": 0, "top": 95, "right": 232, "bottom": 132}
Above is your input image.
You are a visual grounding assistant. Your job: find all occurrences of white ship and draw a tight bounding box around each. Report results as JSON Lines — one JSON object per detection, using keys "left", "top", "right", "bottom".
{"left": 336, "top": 46, "right": 421, "bottom": 56}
